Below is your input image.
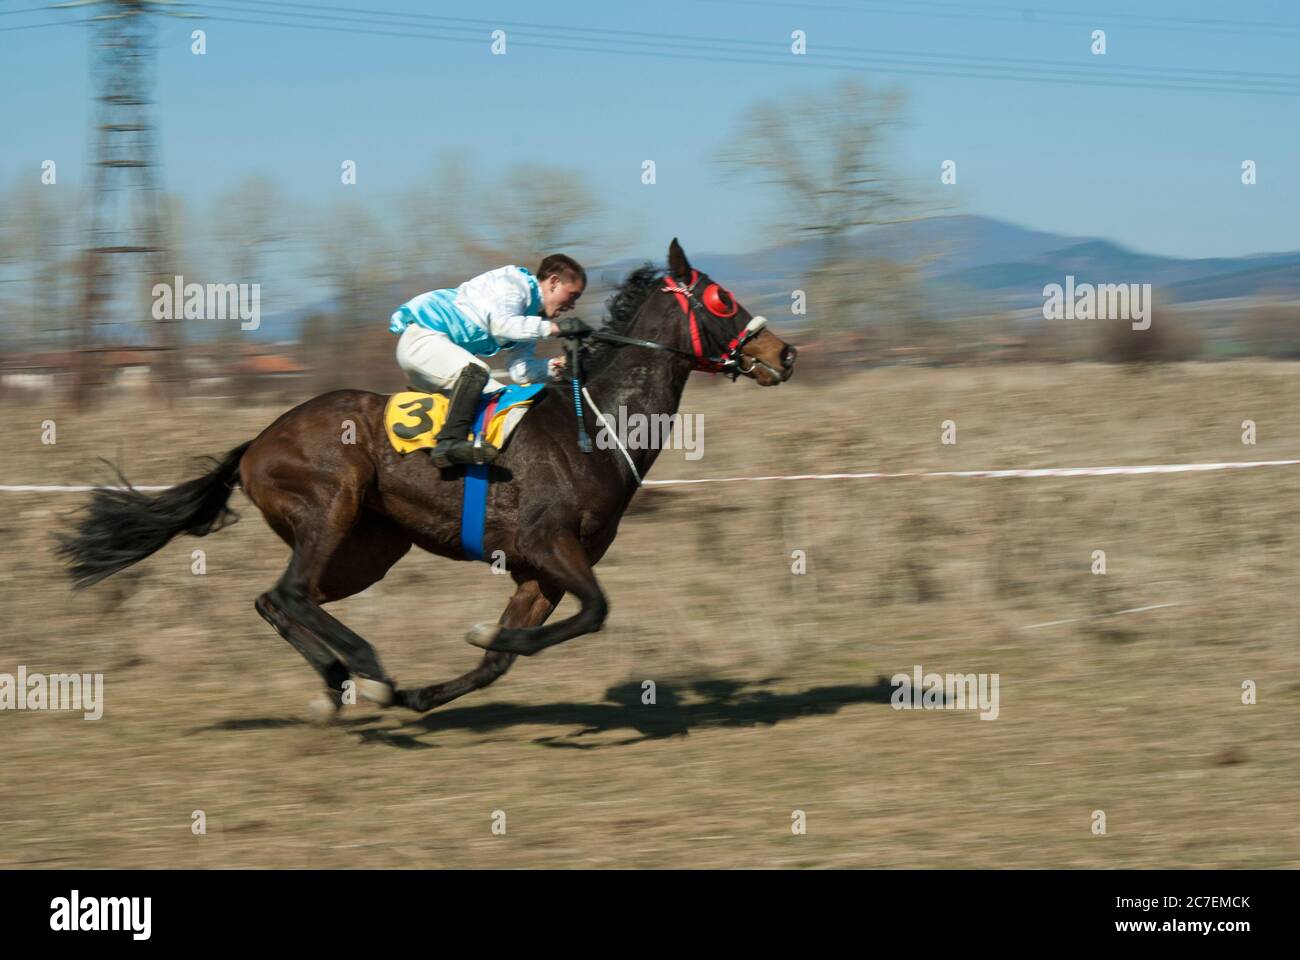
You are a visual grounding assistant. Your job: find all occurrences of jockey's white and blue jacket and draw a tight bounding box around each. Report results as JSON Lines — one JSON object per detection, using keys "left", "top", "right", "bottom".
{"left": 389, "top": 265, "right": 552, "bottom": 383}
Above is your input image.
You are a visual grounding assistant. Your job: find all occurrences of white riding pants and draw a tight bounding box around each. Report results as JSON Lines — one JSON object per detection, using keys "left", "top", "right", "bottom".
{"left": 395, "top": 325, "right": 507, "bottom": 395}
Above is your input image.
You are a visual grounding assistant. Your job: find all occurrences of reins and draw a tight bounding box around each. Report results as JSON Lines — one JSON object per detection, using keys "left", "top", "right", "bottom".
{"left": 559, "top": 274, "right": 769, "bottom": 477}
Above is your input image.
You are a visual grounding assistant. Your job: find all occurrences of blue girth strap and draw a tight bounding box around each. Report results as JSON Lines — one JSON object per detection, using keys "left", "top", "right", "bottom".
{"left": 459, "top": 393, "right": 499, "bottom": 562}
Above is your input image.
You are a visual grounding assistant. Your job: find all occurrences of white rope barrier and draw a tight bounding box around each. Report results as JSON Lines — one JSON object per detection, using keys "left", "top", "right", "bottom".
{"left": 4, "top": 459, "right": 1300, "bottom": 493}
{"left": 641, "top": 459, "right": 1300, "bottom": 486}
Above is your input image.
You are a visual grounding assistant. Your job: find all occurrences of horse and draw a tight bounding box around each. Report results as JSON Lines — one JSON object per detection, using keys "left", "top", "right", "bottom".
{"left": 56, "top": 239, "right": 797, "bottom": 721}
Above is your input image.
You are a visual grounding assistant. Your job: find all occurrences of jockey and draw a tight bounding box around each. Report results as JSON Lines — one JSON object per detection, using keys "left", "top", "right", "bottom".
{"left": 389, "top": 254, "right": 590, "bottom": 468}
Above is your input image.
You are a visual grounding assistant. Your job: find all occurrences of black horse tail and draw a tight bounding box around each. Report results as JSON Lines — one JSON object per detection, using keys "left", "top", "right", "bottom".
{"left": 56, "top": 441, "right": 253, "bottom": 589}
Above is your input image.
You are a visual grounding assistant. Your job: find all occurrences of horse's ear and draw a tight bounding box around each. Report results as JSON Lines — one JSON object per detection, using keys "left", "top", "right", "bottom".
{"left": 667, "top": 237, "right": 692, "bottom": 281}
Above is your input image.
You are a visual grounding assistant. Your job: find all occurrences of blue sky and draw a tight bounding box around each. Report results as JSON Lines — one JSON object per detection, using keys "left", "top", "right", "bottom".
{"left": 3, "top": 0, "right": 1299, "bottom": 261}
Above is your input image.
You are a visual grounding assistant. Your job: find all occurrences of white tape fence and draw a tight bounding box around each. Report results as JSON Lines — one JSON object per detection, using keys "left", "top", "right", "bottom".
{"left": 5, "top": 458, "right": 1300, "bottom": 493}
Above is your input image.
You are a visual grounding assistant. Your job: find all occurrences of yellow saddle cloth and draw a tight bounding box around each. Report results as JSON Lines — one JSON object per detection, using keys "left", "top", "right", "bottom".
{"left": 383, "top": 386, "right": 543, "bottom": 455}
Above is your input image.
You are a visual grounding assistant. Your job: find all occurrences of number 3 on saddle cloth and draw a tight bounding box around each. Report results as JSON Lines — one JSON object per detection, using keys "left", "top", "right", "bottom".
{"left": 383, "top": 383, "right": 547, "bottom": 561}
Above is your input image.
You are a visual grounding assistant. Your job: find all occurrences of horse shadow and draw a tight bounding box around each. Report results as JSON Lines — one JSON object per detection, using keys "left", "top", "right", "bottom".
{"left": 368, "top": 674, "right": 899, "bottom": 750}
{"left": 194, "top": 676, "right": 898, "bottom": 751}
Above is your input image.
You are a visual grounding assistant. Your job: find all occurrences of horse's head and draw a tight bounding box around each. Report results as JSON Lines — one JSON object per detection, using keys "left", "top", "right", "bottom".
{"left": 659, "top": 238, "right": 797, "bottom": 386}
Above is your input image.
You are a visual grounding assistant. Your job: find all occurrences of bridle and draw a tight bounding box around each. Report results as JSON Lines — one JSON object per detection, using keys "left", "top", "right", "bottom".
{"left": 588, "top": 270, "right": 775, "bottom": 381}
{"left": 563, "top": 268, "right": 782, "bottom": 475}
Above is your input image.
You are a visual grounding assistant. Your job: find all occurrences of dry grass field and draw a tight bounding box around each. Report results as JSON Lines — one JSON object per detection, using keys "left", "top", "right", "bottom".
{"left": 2, "top": 362, "right": 1298, "bottom": 868}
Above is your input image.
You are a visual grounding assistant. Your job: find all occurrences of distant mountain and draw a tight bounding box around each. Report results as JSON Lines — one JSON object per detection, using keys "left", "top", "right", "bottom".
{"left": 610, "top": 216, "right": 1093, "bottom": 289}
{"left": 251, "top": 216, "right": 1300, "bottom": 340}
{"left": 1163, "top": 260, "right": 1300, "bottom": 302}
{"left": 631, "top": 215, "right": 1300, "bottom": 314}
{"left": 933, "top": 234, "right": 1300, "bottom": 308}
{"left": 858, "top": 216, "right": 1093, "bottom": 274}
{"left": 238, "top": 296, "right": 338, "bottom": 344}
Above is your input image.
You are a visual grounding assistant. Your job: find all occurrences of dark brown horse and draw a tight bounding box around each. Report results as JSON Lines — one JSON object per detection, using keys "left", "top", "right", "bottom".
{"left": 57, "top": 240, "right": 796, "bottom": 721}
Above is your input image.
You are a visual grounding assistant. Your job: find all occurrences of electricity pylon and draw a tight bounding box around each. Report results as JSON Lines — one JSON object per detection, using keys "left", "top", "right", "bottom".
{"left": 55, "top": 0, "right": 198, "bottom": 401}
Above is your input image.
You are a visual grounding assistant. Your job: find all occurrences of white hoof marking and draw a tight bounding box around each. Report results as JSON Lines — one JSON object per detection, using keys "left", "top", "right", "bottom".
{"left": 307, "top": 694, "right": 340, "bottom": 725}
{"left": 355, "top": 678, "right": 394, "bottom": 707}
{"left": 466, "top": 623, "right": 501, "bottom": 648}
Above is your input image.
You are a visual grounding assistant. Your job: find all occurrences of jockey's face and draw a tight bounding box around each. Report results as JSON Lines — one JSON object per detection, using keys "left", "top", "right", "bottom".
{"left": 541, "top": 274, "right": 585, "bottom": 318}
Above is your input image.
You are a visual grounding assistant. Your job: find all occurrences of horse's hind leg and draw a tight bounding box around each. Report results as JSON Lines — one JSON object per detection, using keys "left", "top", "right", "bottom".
{"left": 306, "top": 515, "right": 412, "bottom": 711}
{"left": 239, "top": 393, "right": 409, "bottom": 720}
{"left": 258, "top": 497, "right": 410, "bottom": 718}
{"left": 270, "top": 584, "right": 397, "bottom": 706}
{"left": 256, "top": 592, "right": 350, "bottom": 723}
{"left": 275, "top": 515, "right": 411, "bottom": 706}
{"left": 397, "top": 578, "right": 562, "bottom": 713}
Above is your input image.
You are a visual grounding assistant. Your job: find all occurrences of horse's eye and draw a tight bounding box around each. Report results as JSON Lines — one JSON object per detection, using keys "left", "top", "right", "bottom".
{"left": 703, "top": 284, "right": 737, "bottom": 318}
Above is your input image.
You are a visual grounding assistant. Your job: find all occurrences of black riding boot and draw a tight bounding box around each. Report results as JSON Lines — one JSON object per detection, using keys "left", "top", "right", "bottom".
{"left": 429, "top": 365, "right": 500, "bottom": 468}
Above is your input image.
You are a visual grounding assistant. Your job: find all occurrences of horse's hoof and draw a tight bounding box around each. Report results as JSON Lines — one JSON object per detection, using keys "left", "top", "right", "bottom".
{"left": 355, "top": 677, "right": 395, "bottom": 707}
{"left": 307, "top": 693, "right": 341, "bottom": 725}
{"left": 466, "top": 623, "right": 501, "bottom": 650}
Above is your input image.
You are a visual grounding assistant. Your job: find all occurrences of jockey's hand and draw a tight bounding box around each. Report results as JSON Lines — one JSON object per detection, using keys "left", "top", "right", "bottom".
{"left": 548, "top": 356, "right": 567, "bottom": 379}
{"left": 552, "top": 317, "right": 592, "bottom": 338}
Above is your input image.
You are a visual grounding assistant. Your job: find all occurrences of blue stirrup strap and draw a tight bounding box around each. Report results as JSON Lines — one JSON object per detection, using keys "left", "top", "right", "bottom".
{"left": 459, "top": 394, "right": 497, "bottom": 562}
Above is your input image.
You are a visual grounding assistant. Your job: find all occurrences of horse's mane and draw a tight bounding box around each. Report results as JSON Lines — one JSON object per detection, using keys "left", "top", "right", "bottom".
{"left": 535, "top": 263, "right": 664, "bottom": 409}
{"left": 579, "top": 263, "right": 664, "bottom": 378}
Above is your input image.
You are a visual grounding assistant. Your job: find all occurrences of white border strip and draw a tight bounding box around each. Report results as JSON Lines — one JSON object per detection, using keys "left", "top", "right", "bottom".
{"left": 1023, "top": 602, "right": 1181, "bottom": 630}
{"left": 0, "top": 485, "right": 174, "bottom": 493}
{"left": 643, "top": 459, "right": 1300, "bottom": 486}
{"left": 4, "top": 459, "right": 1300, "bottom": 493}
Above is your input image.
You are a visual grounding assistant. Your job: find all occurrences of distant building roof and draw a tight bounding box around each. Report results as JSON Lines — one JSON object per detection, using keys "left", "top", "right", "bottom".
{"left": 232, "top": 354, "right": 307, "bottom": 375}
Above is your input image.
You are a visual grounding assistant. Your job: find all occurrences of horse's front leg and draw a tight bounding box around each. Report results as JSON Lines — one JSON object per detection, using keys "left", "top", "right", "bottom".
{"left": 396, "top": 577, "right": 559, "bottom": 712}
{"left": 467, "top": 530, "right": 606, "bottom": 656}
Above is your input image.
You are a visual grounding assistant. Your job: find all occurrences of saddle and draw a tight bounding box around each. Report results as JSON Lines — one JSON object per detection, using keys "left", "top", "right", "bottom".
{"left": 383, "top": 384, "right": 546, "bottom": 455}
{"left": 384, "top": 383, "right": 547, "bottom": 561}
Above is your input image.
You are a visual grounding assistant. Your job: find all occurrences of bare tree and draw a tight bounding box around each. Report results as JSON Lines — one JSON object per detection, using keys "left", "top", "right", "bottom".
{"left": 482, "top": 163, "right": 609, "bottom": 267}
{"left": 396, "top": 152, "right": 482, "bottom": 284}
{"left": 717, "top": 79, "right": 921, "bottom": 349}
{"left": 1, "top": 179, "right": 77, "bottom": 349}
{"left": 719, "top": 80, "right": 906, "bottom": 244}
{"left": 0, "top": 183, "right": 20, "bottom": 342}
{"left": 396, "top": 155, "right": 629, "bottom": 299}
{"left": 135, "top": 191, "right": 194, "bottom": 337}
{"left": 311, "top": 197, "right": 396, "bottom": 390}
{"left": 211, "top": 174, "right": 287, "bottom": 302}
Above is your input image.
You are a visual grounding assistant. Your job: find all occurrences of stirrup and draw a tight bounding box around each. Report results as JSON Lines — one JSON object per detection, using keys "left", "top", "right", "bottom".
{"left": 430, "top": 438, "right": 500, "bottom": 468}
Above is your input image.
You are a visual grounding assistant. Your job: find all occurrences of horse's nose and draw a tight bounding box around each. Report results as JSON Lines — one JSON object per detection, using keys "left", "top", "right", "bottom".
{"left": 781, "top": 345, "right": 797, "bottom": 368}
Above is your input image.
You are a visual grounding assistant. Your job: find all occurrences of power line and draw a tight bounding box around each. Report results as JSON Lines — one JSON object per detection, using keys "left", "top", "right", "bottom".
{"left": 1, "top": 17, "right": 78, "bottom": 29}
{"left": 215, "top": 0, "right": 1300, "bottom": 81}
{"left": 213, "top": 0, "right": 1300, "bottom": 86}
{"left": 195, "top": 3, "right": 1300, "bottom": 96}
{"left": 701, "top": 0, "right": 1300, "bottom": 39}
{"left": 14, "top": 1, "right": 1300, "bottom": 94}
{"left": 20, "top": 0, "right": 1300, "bottom": 94}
